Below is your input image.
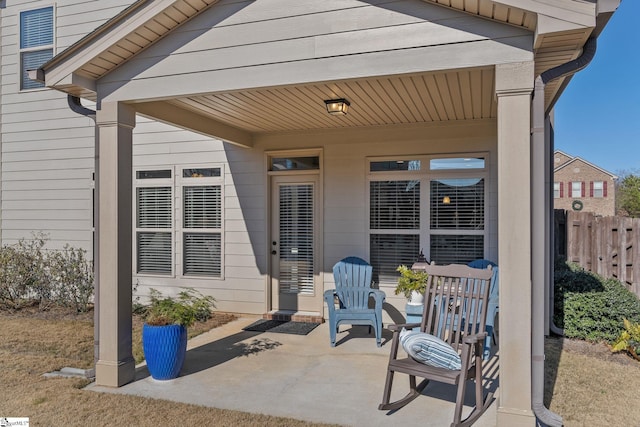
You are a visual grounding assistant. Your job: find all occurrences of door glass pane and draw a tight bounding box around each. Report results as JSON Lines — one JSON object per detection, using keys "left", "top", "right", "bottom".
{"left": 279, "top": 184, "right": 314, "bottom": 295}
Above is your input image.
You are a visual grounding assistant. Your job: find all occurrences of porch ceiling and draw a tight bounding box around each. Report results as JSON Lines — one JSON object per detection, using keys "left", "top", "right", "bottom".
{"left": 138, "top": 67, "right": 497, "bottom": 135}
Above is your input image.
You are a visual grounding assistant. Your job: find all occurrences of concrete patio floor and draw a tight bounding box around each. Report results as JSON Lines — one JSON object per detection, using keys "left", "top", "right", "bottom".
{"left": 88, "top": 317, "right": 499, "bottom": 427}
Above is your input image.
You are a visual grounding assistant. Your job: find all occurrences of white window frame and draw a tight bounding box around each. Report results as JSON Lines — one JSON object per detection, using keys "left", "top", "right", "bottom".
{"left": 366, "top": 153, "right": 489, "bottom": 284}
{"left": 134, "top": 169, "right": 175, "bottom": 277}
{"left": 176, "top": 165, "right": 224, "bottom": 279}
{"left": 18, "top": 5, "right": 55, "bottom": 91}
{"left": 553, "top": 182, "right": 561, "bottom": 199}
{"left": 133, "top": 165, "right": 225, "bottom": 279}
{"left": 593, "top": 181, "right": 604, "bottom": 198}
{"left": 571, "top": 181, "right": 582, "bottom": 198}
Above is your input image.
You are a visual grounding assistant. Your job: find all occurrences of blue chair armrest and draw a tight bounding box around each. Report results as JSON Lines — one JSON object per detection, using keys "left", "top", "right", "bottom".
{"left": 324, "top": 289, "right": 337, "bottom": 314}
{"left": 369, "top": 289, "right": 386, "bottom": 310}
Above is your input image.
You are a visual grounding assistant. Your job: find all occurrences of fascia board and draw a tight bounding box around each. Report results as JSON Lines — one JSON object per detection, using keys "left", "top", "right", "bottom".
{"left": 43, "top": 0, "right": 209, "bottom": 92}
{"left": 496, "top": 0, "right": 596, "bottom": 28}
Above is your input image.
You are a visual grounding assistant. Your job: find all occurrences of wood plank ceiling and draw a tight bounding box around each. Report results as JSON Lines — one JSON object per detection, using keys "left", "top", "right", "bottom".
{"left": 168, "top": 67, "right": 497, "bottom": 133}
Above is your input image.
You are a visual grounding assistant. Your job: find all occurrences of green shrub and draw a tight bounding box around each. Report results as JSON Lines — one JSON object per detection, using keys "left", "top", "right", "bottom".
{"left": 554, "top": 261, "right": 640, "bottom": 342}
{"left": 0, "top": 233, "right": 50, "bottom": 309}
{"left": 142, "top": 288, "right": 216, "bottom": 327}
{"left": 49, "top": 245, "right": 94, "bottom": 313}
{"left": 0, "top": 234, "right": 94, "bottom": 312}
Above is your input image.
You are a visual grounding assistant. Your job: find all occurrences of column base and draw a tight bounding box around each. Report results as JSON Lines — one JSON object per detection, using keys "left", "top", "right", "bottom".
{"left": 497, "top": 405, "right": 536, "bottom": 427}
{"left": 95, "top": 357, "right": 136, "bottom": 387}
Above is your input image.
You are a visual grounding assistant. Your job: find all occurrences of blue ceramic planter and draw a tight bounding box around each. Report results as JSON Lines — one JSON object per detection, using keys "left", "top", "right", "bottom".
{"left": 142, "top": 323, "right": 187, "bottom": 380}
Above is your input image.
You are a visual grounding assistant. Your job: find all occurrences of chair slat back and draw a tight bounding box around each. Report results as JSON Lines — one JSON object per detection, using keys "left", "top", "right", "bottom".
{"left": 333, "top": 256, "right": 373, "bottom": 310}
{"left": 418, "top": 263, "right": 493, "bottom": 353}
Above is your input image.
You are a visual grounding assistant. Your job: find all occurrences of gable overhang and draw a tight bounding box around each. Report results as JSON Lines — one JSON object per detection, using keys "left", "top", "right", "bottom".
{"left": 554, "top": 156, "right": 618, "bottom": 179}
{"left": 36, "top": 0, "right": 618, "bottom": 146}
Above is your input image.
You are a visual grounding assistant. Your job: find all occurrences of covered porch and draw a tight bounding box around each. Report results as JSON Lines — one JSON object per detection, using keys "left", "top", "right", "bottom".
{"left": 89, "top": 315, "right": 501, "bottom": 426}
{"left": 36, "top": 1, "right": 619, "bottom": 426}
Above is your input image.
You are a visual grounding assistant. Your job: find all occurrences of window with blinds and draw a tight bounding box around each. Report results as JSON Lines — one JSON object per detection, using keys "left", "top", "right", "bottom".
{"left": 20, "top": 7, "right": 54, "bottom": 90}
{"left": 134, "top": 166, "right": 224, "bottom": 278}
{"left": 430, "top": 178, "right": 484, "bottom": 230}
{"left": 368, "top": 155, "right": 487, "bottom": 274}
{"left": 183, "top": 185, "right": 222, "bottom": 277}
{"left": 370, "top": 181, "right": 420, "bottom": 229}
{"left": 136, "top": 186, "right": 172, "bottom": 274}
{"left": 369, "top": 180, "right": 420, "bottom": 284}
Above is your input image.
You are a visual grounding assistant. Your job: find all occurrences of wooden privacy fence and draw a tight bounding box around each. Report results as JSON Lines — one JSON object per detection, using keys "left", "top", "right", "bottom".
{"left": 555, "top": 209, "right": 640, "bottom": 297}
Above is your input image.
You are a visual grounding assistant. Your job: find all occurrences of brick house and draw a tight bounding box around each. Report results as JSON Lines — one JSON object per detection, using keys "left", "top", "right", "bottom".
{"left": 553, "top": 150, "right": 617, "bottom": 217}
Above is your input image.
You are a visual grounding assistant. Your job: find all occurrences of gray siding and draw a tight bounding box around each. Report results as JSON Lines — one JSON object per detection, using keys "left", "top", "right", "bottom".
{"left": 98, "top": 0, "right": 531, "bottom": 102}
{"left": 0, "top": 1, "right": 133, "bottom": 251}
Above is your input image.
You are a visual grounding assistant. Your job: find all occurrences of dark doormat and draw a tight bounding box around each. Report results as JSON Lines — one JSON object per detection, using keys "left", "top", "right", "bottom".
{"left": 243, "top": 319, "right": 320, "bottom": 335}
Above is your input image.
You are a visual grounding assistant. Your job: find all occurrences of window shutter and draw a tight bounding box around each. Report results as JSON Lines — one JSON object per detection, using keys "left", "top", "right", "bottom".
{"left": 581, "top": 181, "right": 585, "bottom": 197}
{"left": 560, "top": 182, "right": 564, "bottom": 198}
{"left": 590, "top": 181, "right": 594, "bottom": 197}
{"left": 603, "top": 181, "right": 608, "bottom": 197}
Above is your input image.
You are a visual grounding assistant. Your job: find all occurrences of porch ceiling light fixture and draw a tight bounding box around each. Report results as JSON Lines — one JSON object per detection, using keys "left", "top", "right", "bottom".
{"left": 324, "top": 98, "right": 350, "bottom": 115}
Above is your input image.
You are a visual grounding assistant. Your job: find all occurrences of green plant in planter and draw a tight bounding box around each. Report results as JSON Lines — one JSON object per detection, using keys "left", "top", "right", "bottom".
{"left": 141, "top": 288, "right": 216, "bottom": 380}
{"left": 611, "top": 318, "right": 640, "bottom": 361}
{"left": 143, "top": 288, "right": 216, "bottom": 327}
{"left": 394, "top": 265, "right": 429, "bottom": 299}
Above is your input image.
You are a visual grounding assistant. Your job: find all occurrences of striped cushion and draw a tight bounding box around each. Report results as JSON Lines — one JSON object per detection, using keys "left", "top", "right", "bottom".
{"left": 399, "top": 329, "right": 462, "bottom": 370}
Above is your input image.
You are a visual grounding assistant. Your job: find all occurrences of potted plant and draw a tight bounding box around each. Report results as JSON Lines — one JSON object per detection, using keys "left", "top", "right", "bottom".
{"left": 395, "top": 265, "right": 429, "bottom": 305}
{"left": 141, "top": 288, "right": 216, "bottom": 380}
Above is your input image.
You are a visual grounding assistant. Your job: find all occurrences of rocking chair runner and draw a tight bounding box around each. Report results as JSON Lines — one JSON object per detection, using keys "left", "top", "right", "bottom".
{"left": 379, "top": 263, "right": 495, "bottom": 427}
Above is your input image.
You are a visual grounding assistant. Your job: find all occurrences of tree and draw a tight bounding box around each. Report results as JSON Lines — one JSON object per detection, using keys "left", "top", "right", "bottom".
{"left": 616, "top": 173, "right": 640, "bottom": 217}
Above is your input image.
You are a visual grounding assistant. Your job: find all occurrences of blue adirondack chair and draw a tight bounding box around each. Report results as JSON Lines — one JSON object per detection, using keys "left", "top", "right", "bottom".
{"left": 324, "top": 257, "right": 386, "bottom": 347}
{"left": 468, "top": 259, "right": 499, "bottom": 359}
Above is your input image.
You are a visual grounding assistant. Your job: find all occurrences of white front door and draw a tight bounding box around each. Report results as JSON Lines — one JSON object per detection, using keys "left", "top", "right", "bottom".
{"left": 270, "top": 175, "right": 321, "bottom": 313}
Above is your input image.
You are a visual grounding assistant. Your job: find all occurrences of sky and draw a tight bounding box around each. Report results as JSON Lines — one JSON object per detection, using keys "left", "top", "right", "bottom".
{"left": 554, "top": 0, "right": 639, "bottom": 177}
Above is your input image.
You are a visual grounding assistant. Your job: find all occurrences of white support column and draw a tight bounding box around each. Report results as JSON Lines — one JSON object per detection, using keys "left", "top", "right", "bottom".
{"left": 95, "top": 101, "right": 136, "bottom": 387}
{"left": 495, "top": 62, "right": 536, "bottom": 426}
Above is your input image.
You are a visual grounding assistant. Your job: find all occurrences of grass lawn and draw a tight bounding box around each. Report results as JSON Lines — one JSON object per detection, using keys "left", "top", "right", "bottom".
{"left": 0, "top": 309, "right": 335, "bottom": 427}
{"left": 544, "top": 336, "right": 640, "bottom": 425}
{"left": 1, "top": 308, "right": 640, "bottom": 426}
